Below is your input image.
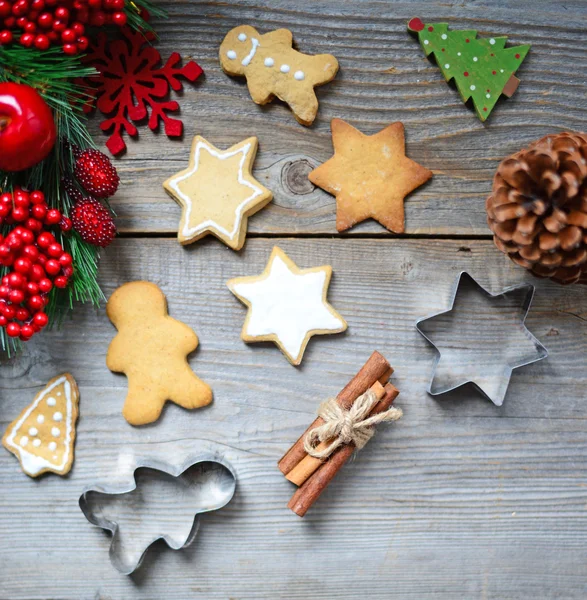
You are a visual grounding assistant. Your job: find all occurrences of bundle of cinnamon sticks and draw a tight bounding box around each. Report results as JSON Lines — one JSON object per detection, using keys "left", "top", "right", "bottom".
{"left": 278, "top": 351, "right": 399, "bottom": 517}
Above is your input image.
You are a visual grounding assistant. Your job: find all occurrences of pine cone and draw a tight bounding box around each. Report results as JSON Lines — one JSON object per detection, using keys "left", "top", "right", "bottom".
{"left": 486, "top": 131, "right": 587, "bottom": 285}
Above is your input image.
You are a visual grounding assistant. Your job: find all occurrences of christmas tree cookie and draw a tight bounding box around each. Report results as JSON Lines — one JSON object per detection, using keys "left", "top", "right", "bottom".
{"left": 407, "top": 18, "right": 530, "bottom": 121}
{"left": 2, "top": 374, "right": 80, "bottom": 478}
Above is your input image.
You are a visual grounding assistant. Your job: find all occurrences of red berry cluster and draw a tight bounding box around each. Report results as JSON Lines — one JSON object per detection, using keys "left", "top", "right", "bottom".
{"left": 0, "top": 189, "right": 73, "bottom": 340}
{"left": 0, "top": 0, "right": 127, "bottom": 54}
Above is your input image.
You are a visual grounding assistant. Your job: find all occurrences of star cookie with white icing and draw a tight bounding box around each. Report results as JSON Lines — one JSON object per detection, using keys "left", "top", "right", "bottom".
{"left": 309, "top": 119, "right": 433, "bottom": 233}
{"left": 219, "top": 25, "right": 339, "bottom": 126}
{"left": 163, "top": 135, "right": 272, "bottom": 250}
{"left": 227, "top": 246, "right": 347, "bottom": 365}
{"left": 2, "top": 373, "right": 80, "bottom": 478}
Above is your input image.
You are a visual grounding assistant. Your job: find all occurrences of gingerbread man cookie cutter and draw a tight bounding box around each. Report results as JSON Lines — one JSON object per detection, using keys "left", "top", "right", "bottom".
{"left": 219, "top": 25, "right": 339, "bottom": 125}
{"left": 79, "top": 455, "right": 237, "bottom": 574}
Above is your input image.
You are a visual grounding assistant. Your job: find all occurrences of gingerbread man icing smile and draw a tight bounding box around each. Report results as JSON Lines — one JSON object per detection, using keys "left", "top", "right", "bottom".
{"left": 220, "top": 25, "right": 339, "bottom": 125}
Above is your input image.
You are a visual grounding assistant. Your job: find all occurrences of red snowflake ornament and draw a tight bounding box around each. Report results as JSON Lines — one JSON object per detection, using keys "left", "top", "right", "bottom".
{"left": 84, "top": 28, "right": 203, "bottom": 156}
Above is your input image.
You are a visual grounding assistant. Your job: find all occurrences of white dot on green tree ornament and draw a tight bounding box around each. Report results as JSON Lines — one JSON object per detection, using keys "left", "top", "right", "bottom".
{"left": 470, "top": 85, "right": 476, "bottom": 90}
{"left": 441, "top": 34, "right": 447, "bottom": 40}
{"left": 457, "top": 52, "right": 461, "bottom": 56}
{"left": 473, "top": 57, "right": 478, "bottom": 62}
{"left": 490, "top": 38, "right": 495, "bottom": 45}
{"left": 444, "top": 64, "right": 450, "bottom": 69}
{"left": 424, "top": 40, "right": 429, "bottom": 45}
{"left": 486, "top": 94, "right": 491, "bottom": 98}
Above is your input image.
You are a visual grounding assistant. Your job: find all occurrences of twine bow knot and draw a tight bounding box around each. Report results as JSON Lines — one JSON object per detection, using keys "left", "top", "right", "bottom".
{"left": 303, "top": 389, "right": 402, "bottom": 460}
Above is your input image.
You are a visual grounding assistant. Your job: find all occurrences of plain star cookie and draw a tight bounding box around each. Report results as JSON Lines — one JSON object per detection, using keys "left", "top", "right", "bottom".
{"left": 309, "top": 119, "right": 433, "bottom": 233}
{"left": 163, "top": 135, "right": 272, "bottom": 250}
{"left": 106, "top": 281, "right": 213, "bottom": 426}
{"left": 227, "top": 247, "right": 347, "bottom": 365}
{"left": 2, "top": 374, "right": 80, "bottom": 478}
{"left": 219, "top": 25, "right": 339, "bottom": 126}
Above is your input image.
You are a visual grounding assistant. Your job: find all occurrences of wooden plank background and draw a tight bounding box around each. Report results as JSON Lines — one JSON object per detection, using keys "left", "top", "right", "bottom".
{"left": 1, "top": 1, "right": 586, "bottom": 599}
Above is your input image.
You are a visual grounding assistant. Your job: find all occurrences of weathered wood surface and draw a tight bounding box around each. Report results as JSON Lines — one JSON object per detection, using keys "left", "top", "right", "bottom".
{"left": 101, "top": 0, "right": 587, "bottom": 236}
{"left": 1, "top": 238, "right": 586, "bottom": 599}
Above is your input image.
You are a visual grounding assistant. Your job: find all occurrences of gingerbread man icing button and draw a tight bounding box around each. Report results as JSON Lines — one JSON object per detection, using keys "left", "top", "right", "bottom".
{"left": 219, "top": 25, "right": 339, "bottom": 126}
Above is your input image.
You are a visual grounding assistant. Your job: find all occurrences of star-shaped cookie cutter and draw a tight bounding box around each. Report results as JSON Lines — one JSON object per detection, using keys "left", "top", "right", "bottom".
{"left": 79, "top": 455, "right": 236, "bottom": 574}
{"left": 415, "top": 272, "right": 548, "bottom": 406}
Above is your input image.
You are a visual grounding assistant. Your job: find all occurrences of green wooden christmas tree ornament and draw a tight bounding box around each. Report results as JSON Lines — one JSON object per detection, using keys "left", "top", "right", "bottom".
{"left": 407, "top": 18, "right": 530, "bottom": 121}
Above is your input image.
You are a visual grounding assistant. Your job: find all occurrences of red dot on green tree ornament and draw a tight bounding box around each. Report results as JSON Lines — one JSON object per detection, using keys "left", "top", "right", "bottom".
{"left": 428, "top": 26, "right": 434, "bottom": 31}
{"left": 464, "top": 71, "right": 469, "bottom": 77}
{"left": 515, "top": 53, "right": 520, "bottom": 59}
{"left": 492, "top": 70, "right": 497, "bottom": 75}
{"left": 466, "top": 38, "right": 470, "bottom": 43}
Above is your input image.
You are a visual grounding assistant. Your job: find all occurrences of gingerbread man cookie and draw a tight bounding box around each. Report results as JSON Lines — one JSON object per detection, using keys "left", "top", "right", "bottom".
{"left": 219, "top": 25, "right": 339, "bottom": 126}
{"left": 106, "top": 281, "right": 212, "bottom": 426}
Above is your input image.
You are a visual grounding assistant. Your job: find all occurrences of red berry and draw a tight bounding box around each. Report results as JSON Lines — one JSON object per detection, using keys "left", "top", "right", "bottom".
{"left": 9, "top": 288, "right": 25, "bottom": 303}
{"left": 36, "top": 231, "right": 54, "bottom": 248}
{"left": 16, "top": 307, "right": 29, "bottom": 321}
{"left": 77, "top": 35, "right": 88, "bottom": 51}
{"left": 38, "top": 278, "right": 52, "bottom": 292}
{"left": 37, "top": 11, "right": 52, "bottom": 28}
{"left": 20, "top": 33, "right": 35, "bottom": 47}
{"left": 59, "top": 252, "right": 72, "bottom": 266}
{"left": 0, "top": 285, "right": 8, "bottom": 298}
{"left": 44, "top": 258, "right": 60, "bottom": 275}
{"left": 11, "top": 206, "right": 28, "bottom": 221}
{"left": 19, "top": 229, "right": 34, "bottom": 244}
{"left": 112, "top": 11, "right": 126, "bottom": 25}
{"left": 31, "top": 203, "right": 47, "bottom": 220}
{"left": 72, "top": 21, "right": 84, "bottom": 35}
{"left": 52, "top": 18, "right": 65, "bottom": 31}
{"left": 6, "top": 322, "right": 20, "bottom": 337}
{"left": 2, "top": 303, "right": 15, "bottom": 319}
{"left": 44, "top": 208, "right": 61, "bottom": 224}
{"left": 62, "top": 265, "right": 73, "bottom": 277}
{"left": 89, "top": 11, "right": 105, "bottom": 26}
{"left": 0, "top": 244, "right": 9, "bottom": 258}
{"left": 31, "top": 0, "right": 45, "bottom": 10}
{"left": 0, "top": 1, "right": 10, "bottom": 17}
{"left": 62, "top": 42, "right": 77, "bottom": 54}
{"left": 0, "top": 29, "right": 13, "bottom": 44}
{"left": 0, "top": 315, "right": 6, "bottom": 326}
{"left": 33, "top": 311, "right": 48, "bottom": 327}
{"left": 54, "top": 5, "right": 68, "bottom": 19}
{"left": 61, "top": 28, "right": 76, "bottom": 42}
{"left": 34, "top": 33, "right": 49, "bottom": 49}
{"left": 8, "top": 272, "right": 25, "bottom": 288}
{"left": 24, "top": 21, "right": 37, "bottom": 33}
{"left": 30, "top": 264, "right": 45, "bottom": 281}
{"left": 27, "top": 294, "right": 44, "bottom": 311}
{"left": 14, "top": 257, "right": 32, "bottom": 274}
{"left": 26, "top": 218, "right": 43, "bottom": 233}
{"left": 71, "top": 198, "right": 116, "bottom": 247}
{"left": 47, "top": 242, "right": 62, "bottom": 257}
{"left": 36, "top": 253, "right": 47, "bottom": 266}
{"left": 20, "top": 324, "right": 34, "bottom": 339}
{"left": 74, "top": 148, "right": 120, "bottom": 198}
{"left": 6, "top": 235, "right": 22, "bottom": 250}
{"left": 25, "top": 281, "right": 38, "bottom": 295}
{"left": 54, "top": 275, "right": 68, "bottom": 288}
{"left": 60, "top": 216, "right": 72, "bottom": 231}
{"left": 30, "top": 191, "right": 45, "bottom": 205}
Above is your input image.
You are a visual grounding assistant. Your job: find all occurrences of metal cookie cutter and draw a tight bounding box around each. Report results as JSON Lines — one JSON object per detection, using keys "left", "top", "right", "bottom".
{"left": 415, "top": 272, "right": 548, "bottom": 406}
{"left": 79, "top": 455, "right": 236, "bottom": 574}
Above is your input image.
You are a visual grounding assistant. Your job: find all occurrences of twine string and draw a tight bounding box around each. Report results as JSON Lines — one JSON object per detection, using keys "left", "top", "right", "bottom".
{"left": 303, "top": 389, "right": 402, "bottom": 460}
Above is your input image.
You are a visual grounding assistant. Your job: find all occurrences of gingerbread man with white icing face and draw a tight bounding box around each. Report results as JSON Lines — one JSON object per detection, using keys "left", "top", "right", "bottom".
{"left": 219, "top": 25, "right": 339, "bottom": 126}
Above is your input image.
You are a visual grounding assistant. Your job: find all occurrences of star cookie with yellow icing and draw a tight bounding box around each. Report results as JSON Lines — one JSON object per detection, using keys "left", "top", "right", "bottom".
{"left": 163, "top": 135, "right": 272, "bottom": 250}
{"left": 227, "top": 246, "right": 347, "bottom": 365}
{"left": 2, "top": 373, "right": 80, "bottom": 478}
{"left": 219, "top": 25, "right": 339, "bottom": 126}
{"left": 309, "top": 119, "right": 433, "bottom": 233}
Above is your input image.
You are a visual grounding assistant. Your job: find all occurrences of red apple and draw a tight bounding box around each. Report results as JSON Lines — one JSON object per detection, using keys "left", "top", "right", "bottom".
{"left": 0, "top": 82, "right": 56, "bottom": 172}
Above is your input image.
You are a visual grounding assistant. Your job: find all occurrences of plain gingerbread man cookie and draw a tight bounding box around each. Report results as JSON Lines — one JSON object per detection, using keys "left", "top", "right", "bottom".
{"left": 219, "top": 25, "right": 339, "bottom": 125}
{"left": 106, "top": 281, "right": 212, "bottom": 426}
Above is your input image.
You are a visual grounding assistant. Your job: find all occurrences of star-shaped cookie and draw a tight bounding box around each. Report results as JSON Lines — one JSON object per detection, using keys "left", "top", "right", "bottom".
{"left": 227, "top": 247, "right": 347, "bottom": 365}
{"left": 163, "top": 135, "right": 273, "bottom": 250}
{"left": 309, "top": 119, "right": 433, "bottom": 233}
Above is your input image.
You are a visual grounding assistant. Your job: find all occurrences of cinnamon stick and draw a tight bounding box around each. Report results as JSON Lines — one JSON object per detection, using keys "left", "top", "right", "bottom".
{"left": 285, "top": 381, "right": 386, "bottom": 486}
{"left": 278, "top": 351, "right": 391, "bottom": 475}
{"left": 287, "top": 382, "right": 399, "bottom": 517}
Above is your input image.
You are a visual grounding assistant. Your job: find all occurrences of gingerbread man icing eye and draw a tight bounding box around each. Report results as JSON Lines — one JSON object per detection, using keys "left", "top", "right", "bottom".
{"left": 238, "top": 33, "right": 247, "bottom": 41}
{"left": 227, "top": 50, "right": 237, "bottom": 60}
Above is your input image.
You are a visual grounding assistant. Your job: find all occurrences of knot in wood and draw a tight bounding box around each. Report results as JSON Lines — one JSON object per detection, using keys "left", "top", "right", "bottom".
{"left": 281, "top": 159, "right": 315, "bottom": 195}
